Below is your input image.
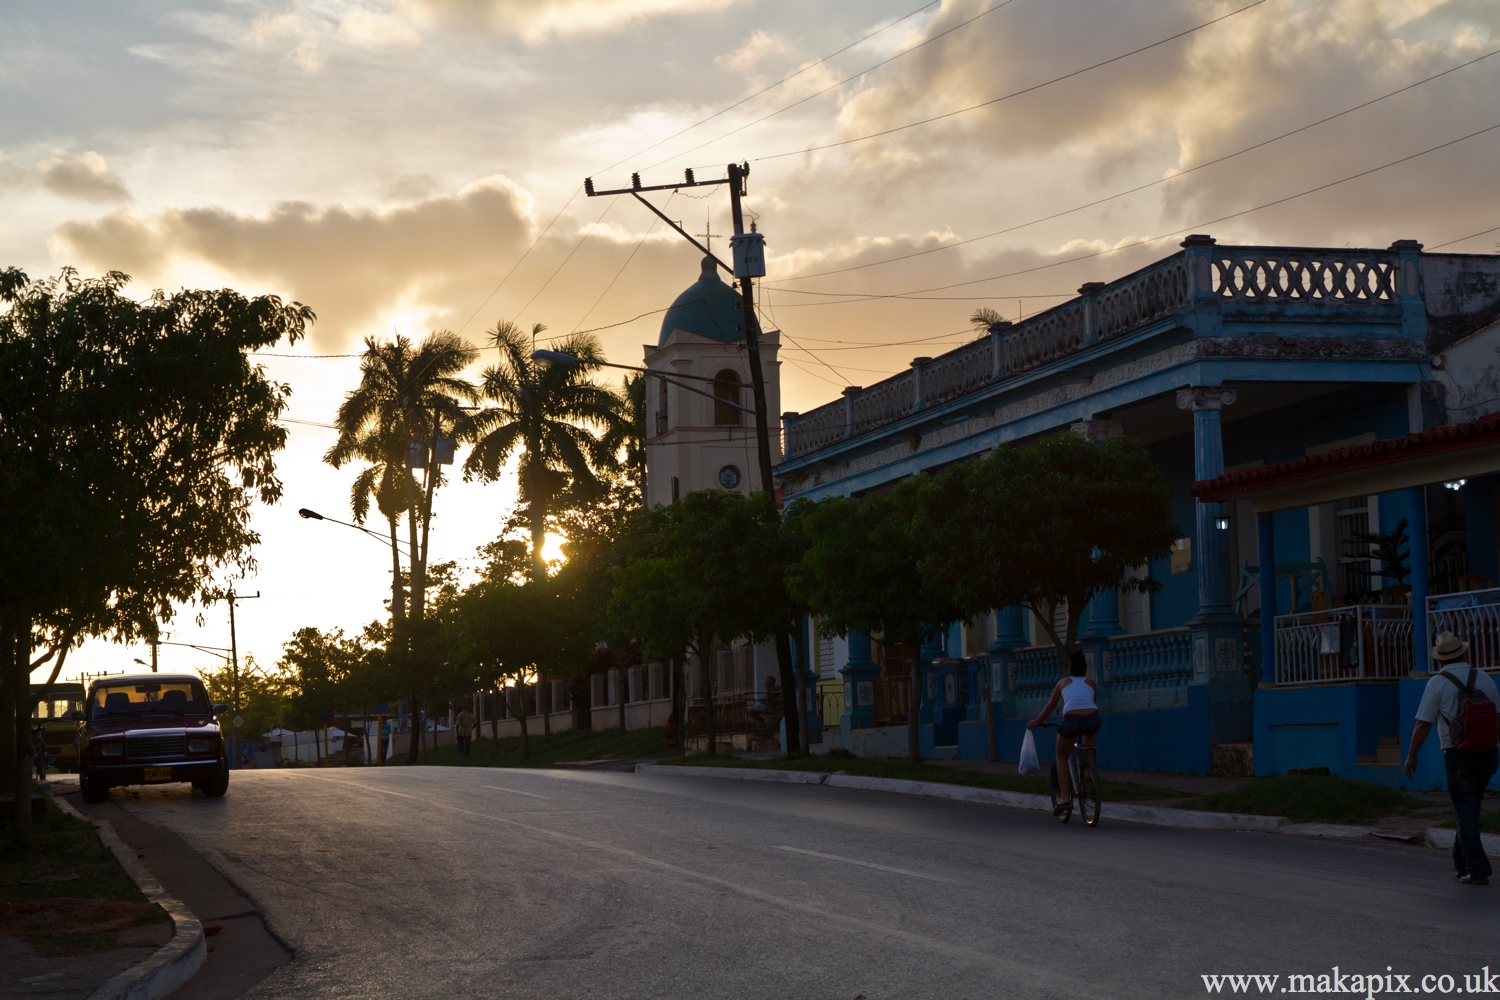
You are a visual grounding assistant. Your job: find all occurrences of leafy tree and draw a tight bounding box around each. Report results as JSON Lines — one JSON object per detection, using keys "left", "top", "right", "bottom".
{"left": 328, "top": 332, "right": 476, "bottom": 762}
{"left": 608, "top": 490, "right": 785, "bottom": 755}
{"left": 0, "top": 267, "right": 311, "bottom": 844}
{"left": 325, "top": 399, "right": 414, "bottom": 626}
{"left": 919, "top": 431, "right": 1179, "bottom": 664}
{"left": 462, "top": 320, "right": 625, "bottom": 740}
{"left": 786, "top": 477, "right": 964, "bottom": 762}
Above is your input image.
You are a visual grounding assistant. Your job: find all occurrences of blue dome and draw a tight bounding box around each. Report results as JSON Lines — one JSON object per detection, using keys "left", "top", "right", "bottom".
{"left": 658, "top": 256, "right": 743, "bottom": 347}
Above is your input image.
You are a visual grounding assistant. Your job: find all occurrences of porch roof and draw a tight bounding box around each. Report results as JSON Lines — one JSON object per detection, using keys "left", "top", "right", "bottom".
{"left": 1190, "top": 410, "right": 1500, "bottom": 513}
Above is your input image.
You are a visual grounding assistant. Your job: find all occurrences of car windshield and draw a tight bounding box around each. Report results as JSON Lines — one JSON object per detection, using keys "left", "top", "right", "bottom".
{"left": 92, "top": 682, "right": 208, "bottom": 717}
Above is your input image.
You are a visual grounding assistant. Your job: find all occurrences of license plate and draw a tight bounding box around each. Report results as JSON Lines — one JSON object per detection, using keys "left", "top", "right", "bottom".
{"left": 143, "top": 767, "right": 173, "bottom": 782}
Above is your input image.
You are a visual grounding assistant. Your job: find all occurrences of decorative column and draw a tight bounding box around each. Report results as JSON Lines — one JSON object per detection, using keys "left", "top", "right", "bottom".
{"left": 842, "top": 386, "right": 861, "bottom": 440}
{"left": 988, "top": 607, "right": 1025, "bottom": 722}
{"left": 1407, "top": 486, "right": 1429, "bottom": 675}
{"left": 839, "top": 630, "right": 879, "bottom": 733}
{"left": 1078, "top": 281, "right": 1106, "bottom": 346}
{"left": 1390, "top": 240, "right": 1429, "bottom": 342}
{"left": 1257, "top": 512, "right": 1277, "bottom": 685}
{"left": 918, "top": 628, "right": 946, "bottom": 725}
{"left": 911, "top": 357, "right": 931, "bottom": 411}
{"left": 988, "top": 321, "right": 1012, "bottom": 379}
{"left": 1177, "top": 385, "right": 1251, "bottom": 750}
{"left": 1177, "top": 386, "right": 1238, "bottom": 622}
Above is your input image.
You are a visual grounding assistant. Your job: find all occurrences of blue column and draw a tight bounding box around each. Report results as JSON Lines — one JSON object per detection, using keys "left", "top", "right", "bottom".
{"left": 993, "top": 607, "right": 1025, "bottom": 649}
{"left": 1257, "top": 512, "right": 1276, "bottom": 685}
{"left": 1177, "top": 386, "right": 1237, "bottom": 622}
{"left": 1083, "top": 586, "right": 1123, "bottom": 637}
{"left": 1408, "top": 486, "right": 1429, "bottom": 675}
{"left": 840, "top": 630, "right": 879, "bottom": 732}
{"left": 987, "top": 607, "right": 1025, "bottom": 723}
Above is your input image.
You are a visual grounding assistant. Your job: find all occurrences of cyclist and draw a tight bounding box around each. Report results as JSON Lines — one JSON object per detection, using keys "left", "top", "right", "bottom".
{"left": 1027, "top": 651, "right": 1101, "bottom": 819}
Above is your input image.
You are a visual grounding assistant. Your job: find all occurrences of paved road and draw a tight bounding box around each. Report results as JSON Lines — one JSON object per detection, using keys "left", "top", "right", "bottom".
{"left": 99, "top": 767, "right": 1498, "bottom": 999}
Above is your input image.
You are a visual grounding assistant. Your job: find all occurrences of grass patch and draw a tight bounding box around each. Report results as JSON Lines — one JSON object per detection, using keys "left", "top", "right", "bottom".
{"left": 1, "top": 799, "right": 145, "bottom": 906}
{"left": 0, "top": 798, "right": 169, "bottom": 955}
{"left": 1440, "top": 810, "right": 1500, "bottom": 834}
{"left": 397, "top": 725, "right": 679, "bottom": 768}
{"left": 660, "top": 752, "right": 1185, "bottom": 802}
{"left": 1175, "top": 773, "right": 1428, "bottom": 824}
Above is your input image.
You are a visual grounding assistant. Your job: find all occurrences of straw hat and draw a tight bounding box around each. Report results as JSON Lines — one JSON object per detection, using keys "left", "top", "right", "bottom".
{"left": 1432, "top": 631, "right": 1470, "bottom": 662}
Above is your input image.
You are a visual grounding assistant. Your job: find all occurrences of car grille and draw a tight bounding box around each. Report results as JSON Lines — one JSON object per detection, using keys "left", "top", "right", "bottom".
{"left": 126, "top": 734, "right": 185, "bottom": 760}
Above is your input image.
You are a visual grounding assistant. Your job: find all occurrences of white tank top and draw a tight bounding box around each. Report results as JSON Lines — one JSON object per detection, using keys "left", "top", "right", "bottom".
{"left": 1061, "top": 676, "right": 1097, "bottom": 714}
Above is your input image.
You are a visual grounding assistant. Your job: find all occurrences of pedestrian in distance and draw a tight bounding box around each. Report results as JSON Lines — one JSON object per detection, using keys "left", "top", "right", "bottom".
{"left": 1405, "top": 631, "right": 1500, "bottom": 885}
{"left": 455, "top": 706, "right": 476, "bottom": 759}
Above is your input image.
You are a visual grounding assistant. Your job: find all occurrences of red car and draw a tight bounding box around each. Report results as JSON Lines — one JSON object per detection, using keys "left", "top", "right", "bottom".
{"left": 76, "top": 673, "right": 229, "bottom": 803}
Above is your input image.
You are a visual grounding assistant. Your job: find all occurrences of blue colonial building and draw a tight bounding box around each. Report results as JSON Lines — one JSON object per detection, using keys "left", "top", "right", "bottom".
{"left": 776, "top": 236, "right": 1500, "bottom": 784}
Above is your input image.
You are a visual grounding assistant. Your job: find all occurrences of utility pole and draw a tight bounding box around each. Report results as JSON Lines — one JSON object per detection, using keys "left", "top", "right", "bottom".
{"left": 584, "top": 163, "right": 800, "bottom": 751}
{"left": 226, "top": 589, "right": 260, "bottom": 770}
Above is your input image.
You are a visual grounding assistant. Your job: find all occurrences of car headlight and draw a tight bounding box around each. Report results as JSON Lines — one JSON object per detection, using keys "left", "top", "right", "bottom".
{"left": 98, "top": 743, "right": 124, "bottom": 758}
{"left": 187, "top": 739, "right": 211, "bottom": 753}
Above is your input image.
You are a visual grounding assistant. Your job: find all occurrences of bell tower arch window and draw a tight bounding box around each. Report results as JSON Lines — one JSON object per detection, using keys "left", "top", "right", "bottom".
{"left": 713, "top": 369, "right": 743, "bottom": 426}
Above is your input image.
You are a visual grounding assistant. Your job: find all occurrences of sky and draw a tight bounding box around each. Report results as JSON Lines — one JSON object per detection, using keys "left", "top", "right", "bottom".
{"left": 5, "top": 0, "right": 1498, "bottom": 688}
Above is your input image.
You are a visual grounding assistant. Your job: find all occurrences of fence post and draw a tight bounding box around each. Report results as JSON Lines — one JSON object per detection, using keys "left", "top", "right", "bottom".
{"left": 1408, "top": 484, "right": 1430, "bottom": 674}
{"left": 1258, "top": 512, "right": 1276, "bottom": 685}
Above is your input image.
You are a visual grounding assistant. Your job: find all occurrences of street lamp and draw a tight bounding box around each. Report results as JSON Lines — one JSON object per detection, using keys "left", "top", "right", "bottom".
{"left": 298, "top": 508, "right": 411, "bottom": 555}
{"left": 530, "top": 350, "right": 756, "bottom": 416}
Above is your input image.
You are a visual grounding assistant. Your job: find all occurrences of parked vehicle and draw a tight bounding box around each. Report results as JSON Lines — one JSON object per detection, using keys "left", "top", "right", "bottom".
{"left": 30, "top": 682, "right": 86, "bottom": 774}
{"left": 75, "top": 673, "right": 228, "bottom": 804}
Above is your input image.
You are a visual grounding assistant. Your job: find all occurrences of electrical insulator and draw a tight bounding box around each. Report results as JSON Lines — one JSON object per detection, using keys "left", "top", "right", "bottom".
{"left": 631, "top": 172, "right": 641, "bottom": 190}
{"left": 684, "top": 168, "right": 695, "bottom": 184}
{"left": 731, "top": 222, "right": 765, "bottom": 279}
{"left": 584, "top": 177, "right": 594, "bottom": 196}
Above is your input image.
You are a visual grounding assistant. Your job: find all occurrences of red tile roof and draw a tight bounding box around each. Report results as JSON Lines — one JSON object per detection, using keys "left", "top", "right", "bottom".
{"left": 1190, "top": 410, "right": 1500, "bottom": 502}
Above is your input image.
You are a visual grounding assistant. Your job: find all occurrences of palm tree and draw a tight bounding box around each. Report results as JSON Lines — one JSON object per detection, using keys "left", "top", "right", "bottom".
{"left": 462, "top": 319, "right": 626, "bottom": 740}
{"left": 607, "top": 372, "right": 647, "bottom": 506}
{"left": 327, "top": 332, "right": 477, "bottom": 762}
{"left": 326, "top": 417, "right": 411, "bottom": 627}
{"left": 970, "top": 307, "right": 1008, "bottom": 332}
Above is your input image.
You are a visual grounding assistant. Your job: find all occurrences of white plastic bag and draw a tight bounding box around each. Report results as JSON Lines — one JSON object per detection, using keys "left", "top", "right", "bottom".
{"left": 1018, "top": 729, "right": 1040, "bottom": 776}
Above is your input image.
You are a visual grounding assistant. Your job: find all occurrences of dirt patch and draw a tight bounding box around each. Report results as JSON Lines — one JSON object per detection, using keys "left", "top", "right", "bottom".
{"left": 0, "top": 897, "right": 170, "bottom": 956}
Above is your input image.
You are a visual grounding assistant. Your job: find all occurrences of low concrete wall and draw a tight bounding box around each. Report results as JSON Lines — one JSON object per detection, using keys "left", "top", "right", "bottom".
{"left": 589, "top": 697, "right": 671, "bottom": 732}
{"left": 1253, "top": 682, "right": 1400, "bottom": 778}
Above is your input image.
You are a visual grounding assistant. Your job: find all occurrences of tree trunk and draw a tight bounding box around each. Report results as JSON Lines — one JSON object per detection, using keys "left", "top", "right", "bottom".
{"left": 525, "top": 462, "right": 551, "bottom": 743}
{"left": 405, "top": 691, "right": 420, "bottom": 764}
{"left": 387, "top": 514, "right": 405, "bottom": 623}
{"left": 798, "top": 620, "right": 810, "bottom": 755}
{"left": 491, "top": 688, "right": 500, "bottom": 741}
{"left": 774, "top": 632, "right": 799, "bottom": 755}
{"left": 13, "top": 612, "right": 33, "bottom": 847}
{"left": 516, "top": 686, "right": 530, "bottom": 761}
{"left": 618, "top": 667, "right": 626, "bottom": 733}
{"left": 908, "top": 656, "right": 921, "bottom": 764}
{"left": 668, "top": 656, "right": 682, "bottom": 747}
{"left": 698, "top": 634, "right": 715, "bottom": 756}
{"left": 0, "top": 621, "right": 15, "bottom": 842}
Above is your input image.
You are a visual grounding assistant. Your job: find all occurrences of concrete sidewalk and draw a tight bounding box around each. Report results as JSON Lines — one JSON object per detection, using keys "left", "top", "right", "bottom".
{"left": 52, "top": 777, "right": 290, "bottom": 1000}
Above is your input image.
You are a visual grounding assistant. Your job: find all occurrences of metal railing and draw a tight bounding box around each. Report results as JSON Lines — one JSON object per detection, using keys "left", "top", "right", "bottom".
{"left": 1428, "top": 585, "right": 1500, "bottom": 671}
{"left": 1273, "top": 604, "right": 1413, "bottom": 684}
{"left": 874, "top": 676, "right": 911, "bottom": 726}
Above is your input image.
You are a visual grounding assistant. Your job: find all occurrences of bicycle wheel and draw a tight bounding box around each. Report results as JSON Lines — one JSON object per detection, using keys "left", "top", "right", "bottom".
{"left": 1049, "top": 761, "right": 1070, "bottom": 823}
{"left": 1078, "top": 754, "right": 1102, "bottom": 827}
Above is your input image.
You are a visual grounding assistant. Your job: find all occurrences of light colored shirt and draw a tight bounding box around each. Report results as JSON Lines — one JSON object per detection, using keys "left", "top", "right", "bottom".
{"left": 1060, "top": 676, "right": 1097, "bottom": 714}
{"left": 1415, "top": 662, "right": 1500, "bottom": 749}
{"left": 455, "top": 710, "right": 475, "bottom": 734}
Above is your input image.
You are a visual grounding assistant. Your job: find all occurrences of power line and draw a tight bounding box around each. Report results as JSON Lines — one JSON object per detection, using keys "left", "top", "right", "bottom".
{"left": 763, "top": 118, "right": 1500, "bottom": 306}
{"left": 514, "top": 196, "right": 619, "bottom": 324}
{"left": 766, "top": 44, "right": 1500, "bottom": 285}
{"left": 570, "top": 194, "right": 673, "bottom": 334}
{"left": 597, "top": 0, "right": 943, "bottom": 175}
{"left": 692, "top": 0, "right": 1270, "bottom": 171}
{"left": 455, "top": 185, "right": 584, "bottom": 338}
{"left": 639, "top": 0, "right": 1024, "bottom": 173}
{"left": 1430, "top": 222, "right": 1500, "bottom": 251}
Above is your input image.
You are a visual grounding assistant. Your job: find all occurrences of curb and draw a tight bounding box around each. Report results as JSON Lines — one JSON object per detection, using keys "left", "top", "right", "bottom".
{"left": 51, "top": 794, "right": 207, "bottom": 1000}
{"left": 634, "top": 765, "right": 1286, "bottom": 831}
{"left": 1422, "top": 827, "right": 1500, "bottom": 855}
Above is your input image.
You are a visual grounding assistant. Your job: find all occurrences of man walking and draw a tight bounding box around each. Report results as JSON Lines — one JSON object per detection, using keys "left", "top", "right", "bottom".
{"left": 1406, "top": 631, "right": 1500, "bottom": 885}
{"left": 455, "top": 704, "right": 476, "bottom": 759}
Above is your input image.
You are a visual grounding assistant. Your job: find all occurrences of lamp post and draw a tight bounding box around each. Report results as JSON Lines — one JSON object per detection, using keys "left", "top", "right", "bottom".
{"left": 298, "top": 507, "right": 410, "bottom": 627}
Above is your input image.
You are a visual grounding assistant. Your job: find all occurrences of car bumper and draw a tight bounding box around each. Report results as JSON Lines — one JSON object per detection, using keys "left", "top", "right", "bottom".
{"left": 87, "top": 760, "right": 223, "bottom": 784}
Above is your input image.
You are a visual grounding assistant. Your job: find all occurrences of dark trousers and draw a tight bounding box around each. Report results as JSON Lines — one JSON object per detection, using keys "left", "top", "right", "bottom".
{"left": 1445, "top": 749, "right": 1498, "bottom": 877}
{"left": 457, "top": 735, "right": 471, "bottom": 758}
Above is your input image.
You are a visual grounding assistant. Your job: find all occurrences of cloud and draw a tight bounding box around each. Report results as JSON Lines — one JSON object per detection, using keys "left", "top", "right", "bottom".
{"left": 39, "top": 151, "right": 130, "bottom": 202}
{"left": 398, "top": 0, "right": 738, "bottom": 42}
{"left": 52, "top": 177, "right": 536, "bottom": 348}
{"left": 717, "top": 29, "right": 792, "bottom": 75}
{"left": 338, "top": 8, "right": 422, "bottom": 48}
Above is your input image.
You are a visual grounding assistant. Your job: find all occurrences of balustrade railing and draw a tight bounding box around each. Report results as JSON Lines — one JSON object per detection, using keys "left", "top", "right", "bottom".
{"left": 1002, "top": 302, "right": 1084, "bottom": 374}
{"left": 1210, "top": 249, "right": 1399, "bottom": 304}
{"left": 1428, "top": 586, "right": 1500, "bottom": 672}
{"left": 778, "top": 244, "right": 1414, "bottom": 461}
{"left": 1097, "top": 256, "right": 1190, "bottom": 341}
{"left": 683, "top": 693, "right": 781, "bottom": 736}
{"left": 1010, "top": 647, "right": 1064, "bottom": 700}
{"left": 1274, "top": 604, "right": 1413, "bottom": 685}
{"left": 1104, "top": 628, "right": 1193, "bottom": 690}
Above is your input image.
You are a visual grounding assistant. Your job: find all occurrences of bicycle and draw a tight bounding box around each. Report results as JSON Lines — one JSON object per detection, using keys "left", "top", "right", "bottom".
{"left": 1038, "top": 721, "right": 1101, "bottom": 827}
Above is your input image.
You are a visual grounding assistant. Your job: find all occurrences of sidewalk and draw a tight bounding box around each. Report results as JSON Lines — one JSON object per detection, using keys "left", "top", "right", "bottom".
{"left": 50, "top": 777, "right": 291, "bottom": 1000}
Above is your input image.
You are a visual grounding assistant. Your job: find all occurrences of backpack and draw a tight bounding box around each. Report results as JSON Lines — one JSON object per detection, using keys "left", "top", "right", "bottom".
{"left": 1440, "top": 668, "right": 1499, "bottom": 753}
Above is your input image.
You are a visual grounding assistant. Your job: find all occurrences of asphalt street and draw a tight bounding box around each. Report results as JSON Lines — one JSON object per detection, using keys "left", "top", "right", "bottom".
{"left": 96, "top": 766, "right": 1500, "bottom": 999}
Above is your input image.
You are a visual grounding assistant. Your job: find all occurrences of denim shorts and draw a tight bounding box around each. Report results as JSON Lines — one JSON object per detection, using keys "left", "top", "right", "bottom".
{"left": 1059, "top": 713, "right": 1102, "bottom": 740}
